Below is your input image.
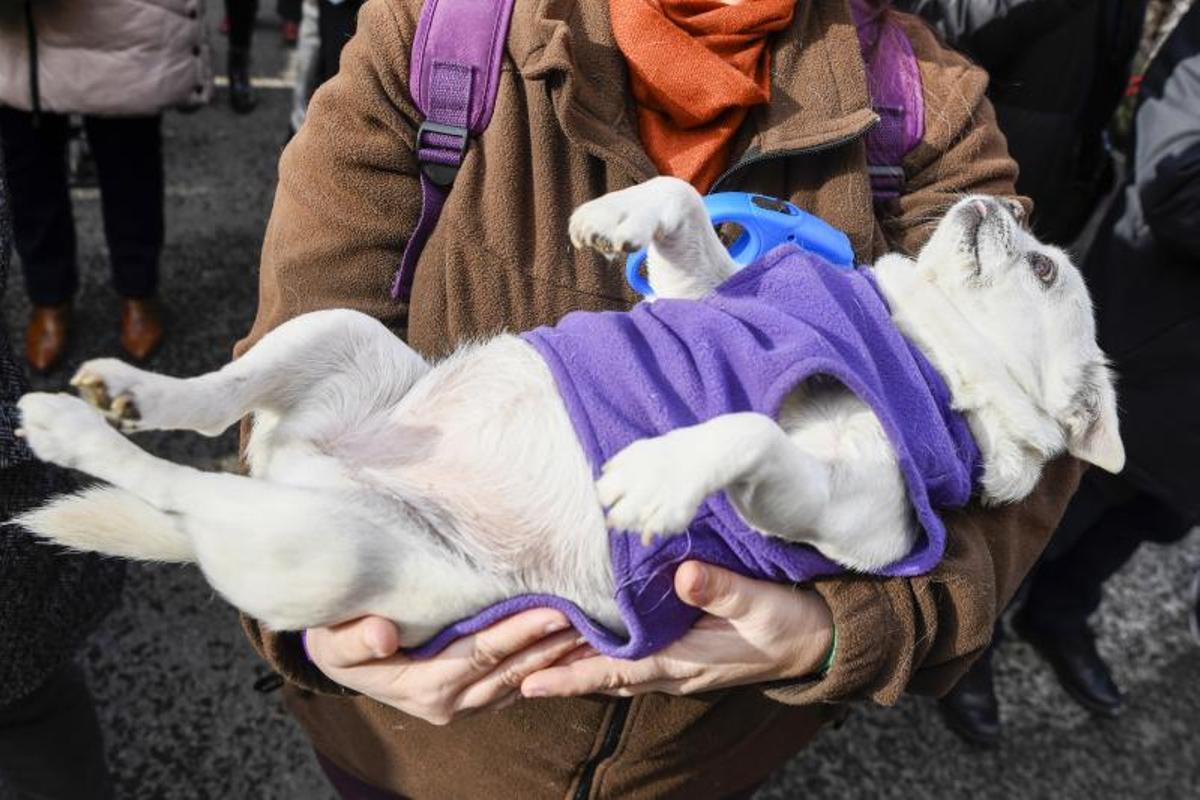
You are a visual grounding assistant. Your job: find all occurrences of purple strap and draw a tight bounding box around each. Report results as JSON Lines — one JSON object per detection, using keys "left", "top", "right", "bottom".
{"left": 851, "top": 0, "right": 925, "bottom": 203}
{"left": 393, "top": 0, "right": 517, "bottom": 301}
{"left": 392, "top": 0, "right": 921, "bottom": 298}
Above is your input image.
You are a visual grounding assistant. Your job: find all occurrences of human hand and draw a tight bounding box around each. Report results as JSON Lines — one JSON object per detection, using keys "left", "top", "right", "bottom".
{"left": 520, "top": 561, "right": 833, "bottom": 698}
{"left": 304, "top": 608, "right": 587, "bottom": 725}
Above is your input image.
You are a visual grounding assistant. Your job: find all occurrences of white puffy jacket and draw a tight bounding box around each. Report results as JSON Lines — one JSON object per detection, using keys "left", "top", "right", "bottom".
{"left": 0, "top": 0, "right": 212, "bottom": 116}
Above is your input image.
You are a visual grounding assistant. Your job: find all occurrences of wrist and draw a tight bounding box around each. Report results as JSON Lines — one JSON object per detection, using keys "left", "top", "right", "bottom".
{"left": 785, "top": 589, "right": 835, "bottom": 680}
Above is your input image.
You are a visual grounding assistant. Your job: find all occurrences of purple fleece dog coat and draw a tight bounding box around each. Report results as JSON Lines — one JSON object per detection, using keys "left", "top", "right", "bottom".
{"left": 407, "top": 245, "right": 980, "bottom": 659}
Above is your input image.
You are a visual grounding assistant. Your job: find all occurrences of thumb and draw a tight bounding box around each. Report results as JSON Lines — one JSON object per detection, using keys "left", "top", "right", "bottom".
{"left": 674, "top": 561, "right": 759, "bottom": 620}
{"left": 307, "top": 616, "right": 403, "bottom": 669}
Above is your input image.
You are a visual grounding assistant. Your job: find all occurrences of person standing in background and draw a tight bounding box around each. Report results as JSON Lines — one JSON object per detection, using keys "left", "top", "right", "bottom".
{"left": 226, "top": 0, "right": 261, "bottom": 113}
{"left": 279, "top": 0, "right": 303, "bottom": 45}
{"left": 315, "top": 0, "right": 365, "bottom": 88}
{"left": 900, "top": 0, "right": 1145, "bottom": 246}
{"left": 897, "top": 0, "right": 1200, "bottom": 748}
{"left": 0, "top": 139, "right": 125, "bottom": 800}
{"left": 223, "top": 0, "right": 306, "bottom": 113}
{"left": 289, "top": 0, "right": 322, "bottom": 137}
{"left": 0, "top": 1, "right": 210, "bottom": 372}
{"left": 289, "top": 0, "right": 361, "bottom": 139}
{"left": 1010, "top": 0, "right": 1200, "bottom": 728}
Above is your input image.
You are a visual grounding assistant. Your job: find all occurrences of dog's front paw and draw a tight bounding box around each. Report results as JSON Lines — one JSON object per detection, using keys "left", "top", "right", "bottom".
{"left": 17, "top": 392, "right": 122, "bottom": 470}
{"left": 71, "top": 358, "right": 157, "bottom": 431}
{"left": 597, "top": 433, "right": 712, "bottom": 546}
{"left": 569, "top": 178, "right": 691, "bottom": 257}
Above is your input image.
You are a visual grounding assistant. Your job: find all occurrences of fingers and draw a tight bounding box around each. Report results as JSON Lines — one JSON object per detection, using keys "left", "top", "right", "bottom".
{"left": 393, "top": 610, "right": 574, "bottom": 724}
{"left": 305, "top": 609, "right": 582, "bottom": 725}
{"left": 556, "top": 642, "right": 600, "bottom": 667}
{"left": 674, "top": 561, "right": 758, "bottom": 620}
{"left": 520, "top": 654, "right": 669, "bottom": 698}
{"left": 451, "top": 628, "right": 584, "bottom": 713}
{"left": 444, "top": 608, "right": 572, "bottom": 680}
{"left": 305, "top": 616, "right": 403, "bottom": 670}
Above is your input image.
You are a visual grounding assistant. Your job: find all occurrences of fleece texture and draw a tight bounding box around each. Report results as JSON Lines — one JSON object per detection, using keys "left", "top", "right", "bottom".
{"left": 410, "top": 247, "right": 980, "bottom": 659}
{"left": 236, "top": 1, "right": 1084, "bottom": 796}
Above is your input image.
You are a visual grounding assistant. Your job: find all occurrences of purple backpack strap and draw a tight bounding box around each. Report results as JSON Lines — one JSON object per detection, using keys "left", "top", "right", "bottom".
{"left": 392, "top": 0, "right": 517, "bottom": 301}
{"left": 391, "top": 0, "right": 920, "bottom": 300}
{"left": 850, "top": 0, "right": 925, "bottom": 204}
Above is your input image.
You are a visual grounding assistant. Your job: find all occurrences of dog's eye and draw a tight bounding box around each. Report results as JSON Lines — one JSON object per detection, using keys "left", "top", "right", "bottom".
{"left": 1028, "top": 253, "right": 1057, "bottom": 285}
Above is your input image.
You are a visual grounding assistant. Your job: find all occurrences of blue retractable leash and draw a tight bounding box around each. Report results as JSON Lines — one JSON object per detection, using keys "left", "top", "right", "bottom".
{"left": 624, "top": 193, "right": 857, "bottom": 298}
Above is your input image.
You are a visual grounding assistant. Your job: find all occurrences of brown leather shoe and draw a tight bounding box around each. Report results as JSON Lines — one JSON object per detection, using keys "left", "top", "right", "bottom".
{"left": 25, "top": 304, "right": 71, "bottom": 372}
{"left": 120, "top": 298, "right": 164, "bottom": 361}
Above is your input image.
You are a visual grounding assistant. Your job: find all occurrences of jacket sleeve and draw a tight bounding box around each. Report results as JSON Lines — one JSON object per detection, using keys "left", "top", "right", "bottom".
{"left": 767, "top": 17, "right": 1087, "bottom": 707}
{"left": 1135, "top": 46, "right": 1200, "bottom": 260}
{"left": 234, "top": 0, "right": 423, "bottom": 694}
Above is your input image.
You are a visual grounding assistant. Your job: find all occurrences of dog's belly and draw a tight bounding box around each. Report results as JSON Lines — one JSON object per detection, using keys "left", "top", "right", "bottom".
{"left": 387, "top": 336, "right": 625, "bottom": 634}
{"left": 775, "top": 378, "right": 918, "bottom": 568}
{"left": 779, "top": 377, "right": 894, "bottom": 460}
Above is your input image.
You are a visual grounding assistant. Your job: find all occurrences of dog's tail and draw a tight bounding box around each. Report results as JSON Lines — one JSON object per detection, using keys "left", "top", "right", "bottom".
{"left": 17, "top": 487, "right": 195, "bottom": 563}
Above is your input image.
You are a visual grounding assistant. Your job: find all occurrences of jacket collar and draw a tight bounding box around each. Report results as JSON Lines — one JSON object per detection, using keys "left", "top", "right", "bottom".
{"left": 507, "top": 0, "right": 879, "bottom": 181}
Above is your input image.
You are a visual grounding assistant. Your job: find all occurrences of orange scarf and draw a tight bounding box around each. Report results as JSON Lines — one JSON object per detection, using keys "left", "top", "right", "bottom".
{"left": 610, "top": 0, "right": 797, "bottom": 192}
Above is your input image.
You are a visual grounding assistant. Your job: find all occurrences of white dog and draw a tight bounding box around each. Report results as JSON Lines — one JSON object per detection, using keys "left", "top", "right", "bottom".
{"left": 15, "top": 178, "right": 1124, "bottom": 651}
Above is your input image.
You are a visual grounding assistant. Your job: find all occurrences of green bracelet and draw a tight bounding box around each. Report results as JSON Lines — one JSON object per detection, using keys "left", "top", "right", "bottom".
{"left": 818, "top": 626, "right": 837, "bottom": 676}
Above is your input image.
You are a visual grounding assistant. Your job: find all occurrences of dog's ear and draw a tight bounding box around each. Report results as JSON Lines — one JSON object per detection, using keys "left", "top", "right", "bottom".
{"left": 1066, "top": 363, "right": 1125, "bottom": 473}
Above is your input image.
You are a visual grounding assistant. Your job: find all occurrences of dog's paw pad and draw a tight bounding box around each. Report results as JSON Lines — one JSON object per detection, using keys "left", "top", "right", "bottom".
{"left": 71, "top": 359, "right": 159, "bottom": 428}
{"left": 111, "top": 394, "right": 141, "bottom": 423}
{"left": 72, "top": 372, "right": 113, "bottom": 411}
{"left": 592, "top": 234, "right": 616, "bottom": 254}
{"left": 569, "top": 197, "right": 661, "bottom": 257}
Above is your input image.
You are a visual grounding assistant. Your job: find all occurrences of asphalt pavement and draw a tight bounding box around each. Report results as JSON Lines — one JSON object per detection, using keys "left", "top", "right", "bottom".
{"left": 2, "top": 5, "right": 1198, "bottom": 799}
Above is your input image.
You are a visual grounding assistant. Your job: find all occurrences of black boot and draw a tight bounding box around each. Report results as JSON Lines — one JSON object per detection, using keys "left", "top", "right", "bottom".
{"left": 228, "top": 46, "right": 257, "bottom": 114}
{"left": 1013, "top": 612, "right": 1123, "bottom": 717}
{"left": 938, "top": 650, "right": 1001, "bottom": 747}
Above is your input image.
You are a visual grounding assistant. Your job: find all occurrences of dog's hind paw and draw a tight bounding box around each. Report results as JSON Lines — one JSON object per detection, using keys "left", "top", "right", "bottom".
{"left": 72, "top": 370, "right": 114, "bottom": 412}
{"left": 17, "top": 392, "right": 123, "bottom": 471}
{"left": 72, "top": 359, "right": 153, "bottom": 431}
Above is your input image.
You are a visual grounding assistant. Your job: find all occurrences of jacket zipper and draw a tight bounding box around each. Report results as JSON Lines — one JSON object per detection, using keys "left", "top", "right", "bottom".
{"left": 564, "top": 121, "right": 880, "bottom": 800}
{"left": 553, "top": 106, "right": 878, "bottom": 800}
{"left": 571, "top": 697, "right": 632, "bottom": 800}
{"left": 708, "top": 117, "right": 881, "bottom": 195}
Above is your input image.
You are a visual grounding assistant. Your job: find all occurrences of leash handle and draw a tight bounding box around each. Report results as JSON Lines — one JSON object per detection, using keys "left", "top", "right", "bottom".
{"left": 624, "top": 193, "right": 856, "bottom": 298}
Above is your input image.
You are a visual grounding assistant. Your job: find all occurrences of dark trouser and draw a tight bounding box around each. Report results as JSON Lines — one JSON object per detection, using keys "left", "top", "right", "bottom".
{"left": 1019, "top": 471, "right": 1195, "bottom": 632}
{"left": 226, "top": 0, "right": 260, "bottom": 50}
{"left": 0, "top": 107, "right": 162, "bottom": 307}
{"left": 0, "top": 662, "right": 113, "bottom": 800}
{"left": 317, "top": 0, "right": 364, "bottom": 85}
{"left": 278, "top": 0, "right": 302, "bottom": 23}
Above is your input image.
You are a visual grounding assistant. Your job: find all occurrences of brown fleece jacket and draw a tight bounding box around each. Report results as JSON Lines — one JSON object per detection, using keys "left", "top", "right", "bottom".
{"left": 236, "top": 1, "right": 1084, "bottom": 796}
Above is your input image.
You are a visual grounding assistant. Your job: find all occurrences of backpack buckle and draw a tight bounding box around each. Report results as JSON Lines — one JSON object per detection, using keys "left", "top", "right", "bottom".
{"left": 416, "top": 120, "right": 470, "bottom": 187}
{"left": 867, "top": 165, "right": 905, "bottom": 202}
